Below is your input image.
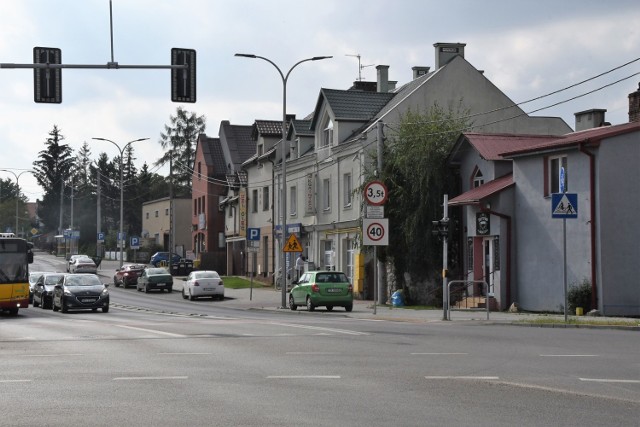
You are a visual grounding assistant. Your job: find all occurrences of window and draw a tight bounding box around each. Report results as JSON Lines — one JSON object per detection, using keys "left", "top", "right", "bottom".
{"left": 548, "top": 155, "right": 568, "bottom": 195}
{"left": 197, "top": 162, "right": 202, "bottom": 181}
{"left": 467, "top": 238, "right": 473, "bottom": 271}
{"left": 343, "top": 173, "right": 352, "bottom": 207}
{"left": 322, "top": 178, "right": 331, "bottom": 210}
{"left": 165, "top": 208, "right": 169, "bottom": 216}
{"left": 473, "top": 169, "right": 484, "bottom": 188}
{"left": 257, "top": 144, "right": 264, "bottom": 156}
{"left": 323, "top": 240, "right": 334, "bottom": 270}
{"left": 322, "top": 118, "right": 333, "bottom": 148}
{"left": 146, "top": 212, "right": 149, "bottom": 219}
{"left": 289, "top": 185, "right": 297, "bottom": 216}
{"left": 262, "top": 186, "right": 270, "bottom": 211}
{"left": 252, "top": 189, "right": 258, "bottom": 213}
{"left": 193, "top": 199, "right": 197, "bottom": 215}
{"left": 155, "top": 210, "right": 159, "bottom": 218}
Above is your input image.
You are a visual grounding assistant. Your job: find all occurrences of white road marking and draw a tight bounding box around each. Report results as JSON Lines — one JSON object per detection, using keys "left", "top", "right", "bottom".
{"left": 286, "top": 352, "right": 341, "bottom": 355}
{"left": 272, "top": 322, "right": 369, "bottom": 336}
{"left": 0, "top": 379, "right": 32, "bottom": 383}
{"left": 412, "top": 352, "right": 468, "bottom": 356}
{"left": 115, "top": 325, "right": 185, "bottom": 337}
{"left": 540, "top": 354, "right": 598, "bottom": 357}
{"left": 579, "top": 378, "right": 640, "bottom": 384}
{"left": 157, "top": 352, "right": 211, "bottom": 355}
{"left": 113, "top": 376, "right": 188, "bottom": 381}
{"left": 267, "top": 375, "right": 341, "bottom": 379}
{"left": 425, "top": 376, "right": 499, "bottom": 380}
{"left": 23, "top": 353, "right": 84, "bottom": 357}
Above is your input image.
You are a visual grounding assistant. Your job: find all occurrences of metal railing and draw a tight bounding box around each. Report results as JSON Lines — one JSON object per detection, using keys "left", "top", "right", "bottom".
{"left": 447, "top": 280, "right": 490, "bottom": 321}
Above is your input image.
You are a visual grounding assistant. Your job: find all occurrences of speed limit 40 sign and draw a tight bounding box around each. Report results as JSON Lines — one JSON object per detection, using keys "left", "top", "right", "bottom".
{"left": 363, "top": 218, "right": 388, "bottom": 246}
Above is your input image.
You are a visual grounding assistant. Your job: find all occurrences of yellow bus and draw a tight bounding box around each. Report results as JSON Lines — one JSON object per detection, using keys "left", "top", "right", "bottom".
{"left": 0, "top": 237, "right": 33, "bottom": 315}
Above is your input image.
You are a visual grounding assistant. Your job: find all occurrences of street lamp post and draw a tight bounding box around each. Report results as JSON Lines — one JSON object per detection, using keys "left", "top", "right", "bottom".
{"left": 234, "top": 53, "right": 331, "bottom": 308}
{"left": 92, "top": 137, "right": 149, "bottom": 269}
{"left": 0, "top": 169, "right": 33, "bottom": 237}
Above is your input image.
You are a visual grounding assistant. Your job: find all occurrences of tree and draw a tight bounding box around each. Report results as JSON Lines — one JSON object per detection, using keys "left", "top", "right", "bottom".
{"left": 32, "top": 125, "right": 75, "bottom": 233}
{"left": 156, "top": 106, "right": 206, "bottom": 195}
{"left": 370, "top": 103, "right": 470, "bottom": 304}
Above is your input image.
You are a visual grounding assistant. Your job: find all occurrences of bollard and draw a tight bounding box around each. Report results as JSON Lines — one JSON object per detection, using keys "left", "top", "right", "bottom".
{"left": 575, "top": 307, "right": 584, "bottom": 316}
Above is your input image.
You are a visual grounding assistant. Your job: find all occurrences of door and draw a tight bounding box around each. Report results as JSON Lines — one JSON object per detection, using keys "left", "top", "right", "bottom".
{"left": 482, "top": 237, "right": 497, "bottom": 296}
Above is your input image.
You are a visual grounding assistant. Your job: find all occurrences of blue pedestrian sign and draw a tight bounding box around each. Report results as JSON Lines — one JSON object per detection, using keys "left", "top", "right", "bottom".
{"left": 247, "top": 228, "right": 260, "bottom": 241}
{"left": 552, "top": 193, "right": 578, "bottom": 218}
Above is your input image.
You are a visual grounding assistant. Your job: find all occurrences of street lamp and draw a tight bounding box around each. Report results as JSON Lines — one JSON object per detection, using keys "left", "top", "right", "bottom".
{"left": 235, "top": 53, "right": 331, "bottom": 309}
{"left": 92, "top": 137, "right": 149, "bottom": 269}
{"left": 0, "top": 169, "right": 33, "bottom": 237}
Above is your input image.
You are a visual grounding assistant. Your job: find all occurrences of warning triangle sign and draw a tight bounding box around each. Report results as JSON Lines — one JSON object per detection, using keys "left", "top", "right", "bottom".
{"left": 283, "top": 234, "right": 303, "bottom": 252}
{"left": 552, "top": 193, "right": 578, "bottom": 218}
{"left": 553, "top": 194, "right": 575, "bottom": 215}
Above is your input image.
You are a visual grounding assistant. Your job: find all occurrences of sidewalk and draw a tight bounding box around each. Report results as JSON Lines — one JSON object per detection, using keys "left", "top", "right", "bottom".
{"left": 95, "top": 259, "right": 639, "bottom": 329}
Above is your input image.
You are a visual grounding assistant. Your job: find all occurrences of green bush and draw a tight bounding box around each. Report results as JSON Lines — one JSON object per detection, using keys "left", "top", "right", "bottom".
{"left": 568, "top": 279, "right": 592, "bottom": 314}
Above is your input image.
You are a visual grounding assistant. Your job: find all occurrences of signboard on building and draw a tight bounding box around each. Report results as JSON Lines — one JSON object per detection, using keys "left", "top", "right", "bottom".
{"left": 239, "top": 187, "right": 247, "bottom": 237}
{"left": 476, "top": 212, "right": 490, "bottom": 235}
{"left": 305, "top": 173, "right": 314, "bottom": 214}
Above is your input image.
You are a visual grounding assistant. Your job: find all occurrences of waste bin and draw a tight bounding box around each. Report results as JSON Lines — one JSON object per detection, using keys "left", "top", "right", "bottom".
{"left": 178, "top": 261, "right": 186, "bottom": 276}
{"left": 170, "top": 263, "right": 180, "bottom": 276}
{"left": 185, "top": 260, "right": 194, "bottom": 275}
{"left": 91, "top": 256, "right": 102, "bottom": 269}
{"left": 391, "top": 290, "right": 405, "bottom": 307}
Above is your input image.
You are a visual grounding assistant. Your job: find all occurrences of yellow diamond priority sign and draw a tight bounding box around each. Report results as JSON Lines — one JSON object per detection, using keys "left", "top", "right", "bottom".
{"left": 283, "top": 234, "right": 303, "bottom": 253}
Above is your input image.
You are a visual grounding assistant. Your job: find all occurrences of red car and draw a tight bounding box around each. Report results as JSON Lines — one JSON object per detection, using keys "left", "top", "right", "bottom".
{"left": 113, "top": 264, "right": 146, "bottom": 288}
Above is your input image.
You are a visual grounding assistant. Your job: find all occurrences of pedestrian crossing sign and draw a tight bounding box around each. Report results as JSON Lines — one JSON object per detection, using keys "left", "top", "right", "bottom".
{"left": 552, "top": 193, "right": 578, "bottom": 218}
{"left": 283, "top": 233, "right": 303, "bottom": 253}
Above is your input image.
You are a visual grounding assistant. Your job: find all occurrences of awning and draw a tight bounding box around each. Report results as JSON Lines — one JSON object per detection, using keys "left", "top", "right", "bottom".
{"left": 449, "top": 174, "right": 514, "bottom": 206}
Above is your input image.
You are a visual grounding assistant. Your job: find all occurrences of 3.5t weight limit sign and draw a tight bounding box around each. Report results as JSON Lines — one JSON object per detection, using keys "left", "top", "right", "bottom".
{"left": 364, "top": 180, "right": 388, "bottom": 206}
{"left": 363, "top": 218, "right": 388, "bottom": 246}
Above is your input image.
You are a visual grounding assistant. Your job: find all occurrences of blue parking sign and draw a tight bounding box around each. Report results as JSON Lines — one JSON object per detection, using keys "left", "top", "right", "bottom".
{"left": 247, "top": 228, "right": 260, "bottom": 241}
{"left": 130, "top": 236, "right": 140, "bottom": 249}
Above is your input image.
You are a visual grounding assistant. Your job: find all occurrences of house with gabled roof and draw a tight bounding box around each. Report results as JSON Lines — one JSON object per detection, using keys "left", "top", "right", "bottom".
{"left": 192, "top": 121, "right": 253, "bottom": 274}
{"left": 273, "top": 42, "right": 571, "bottom": 300}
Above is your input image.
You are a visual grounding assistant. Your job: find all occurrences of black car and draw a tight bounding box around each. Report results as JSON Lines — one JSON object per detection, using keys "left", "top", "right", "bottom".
{"left": 33, "top": 273, "right": 65, "bottom": 309}
{"left": 52, "top": 274, "right": 110, "bottom": 313}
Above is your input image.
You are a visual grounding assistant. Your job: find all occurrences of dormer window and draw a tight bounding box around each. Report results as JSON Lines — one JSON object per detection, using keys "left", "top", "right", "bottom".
{"left": 322, "top": 117, "right": 333, "bottom": 148}
{"left": 473, "top": 169, "right": 484, "bottom": 188}
{"left": 257, "top": 143, "right": 264, "bottom": 156}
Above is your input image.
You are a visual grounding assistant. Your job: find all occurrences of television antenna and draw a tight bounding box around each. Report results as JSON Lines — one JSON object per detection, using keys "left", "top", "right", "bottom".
{"left": 345, "top": 54, "right": 374, "bottom": 81}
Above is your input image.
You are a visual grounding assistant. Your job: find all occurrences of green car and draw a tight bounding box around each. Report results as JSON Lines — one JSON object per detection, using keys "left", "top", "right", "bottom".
{"left": 289, "top": 271, "right": 353, "bottom": 312}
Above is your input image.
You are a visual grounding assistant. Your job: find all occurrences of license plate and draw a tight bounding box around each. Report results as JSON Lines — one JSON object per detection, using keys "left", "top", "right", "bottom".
{"left": 204, "top": 288, "right": 213, "bottom": 291}
{"left": 156, "top": 283, "right": 165, "bottom": 286}
{"left": 327, "top": 288, "right": 342, "bottom": 293}
{"left": 81, "top": 298, "right": 96, "bottom": 303}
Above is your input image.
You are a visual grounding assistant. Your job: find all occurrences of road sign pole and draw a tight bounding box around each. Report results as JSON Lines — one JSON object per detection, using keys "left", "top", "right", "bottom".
{"left": 563, "top": 217, "right": 567, "bottom": 322}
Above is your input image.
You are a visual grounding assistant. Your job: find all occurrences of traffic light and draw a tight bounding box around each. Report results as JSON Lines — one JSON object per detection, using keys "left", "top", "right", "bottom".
{"left": 431, "top": 218, "right": 449, "bottom": 238}
{"left": 33, "top": 47, "right": 62, "bottom": 103}
{"left": 171, "top": 48, "right": 196, "bottom": 103}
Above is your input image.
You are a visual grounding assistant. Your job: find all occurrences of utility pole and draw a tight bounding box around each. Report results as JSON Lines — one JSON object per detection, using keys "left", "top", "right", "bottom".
{"left": 376, "top": 121, "right": 385, "bottom": 306}
{"left": 169, "top": 152, "right": 174, "bottom": 273}
{"left": 58, "top": 179, "right": 64, "bottom": 235}
{"left": 96, "top": 167, "right": 102, "bottom": 258}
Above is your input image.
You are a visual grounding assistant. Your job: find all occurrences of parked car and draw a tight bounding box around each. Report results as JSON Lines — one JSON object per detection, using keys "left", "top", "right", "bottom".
{"left": 150, "top": 252, "right": 182, "bottom": 267}
{"left": 137, "top": 267, "right": 173, "bottom": 293}
{"left": 52, "top": 273, "right": 110, "bottom": 313}
{"left": 113, "top": 264, "right": 146, "bottom": 288}
{"left": 33, "top": 273, "right": 65, "bottom": 309}
{"left": 182, "top": 270, "right": 224, "bottom": 301}
{"left": 67, "top": 254, "right": 88, "bottom": 272}
{"left": 69, "top": 256, "right": 98, "bottom": 274}
{"left": 289, "top": 271, "right": 353, "bottom": 312}
{"left": 28, "top": 271, "right": 46, "bottom": 304}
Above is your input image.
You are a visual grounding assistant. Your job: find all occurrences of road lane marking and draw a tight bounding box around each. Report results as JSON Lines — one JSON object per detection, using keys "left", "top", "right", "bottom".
{"left": 0, "top": 380, "right": 32, "bottom": 383}
{"left": 271, "top": 322, "right": 369, "bottom": 336}
{"left": 158, "top": 353, "right": 211, "bottom": 355}
{"left": 286, "top": 352, "right": 341, "bottom": 355}
{"left": 113, "top": 376, "right": 188, "bottom": 381}
{"left": 267, "top": 375, "right": 341, "bottom": 379}
{"left": 24, "top": 354, "right": 84, "bottom": 357}
{"left": 579, "top": 378, "right": 640, "bottom": 384}
{"left": 425, "top": 376, "right": 499, "bottom": 380}
{"left": 540, "top": 354, "right": 598, "bottom": 357}
{"left": 412, "top": 353, "right": 468, "bottom": 356}
{"left": 115, "top": 325, "right": 185, "bottom": 337}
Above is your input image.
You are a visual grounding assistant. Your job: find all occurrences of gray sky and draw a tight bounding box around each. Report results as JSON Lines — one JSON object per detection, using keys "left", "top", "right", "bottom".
{"left": 1, "top": 0, "right": 639, "bottom": 202}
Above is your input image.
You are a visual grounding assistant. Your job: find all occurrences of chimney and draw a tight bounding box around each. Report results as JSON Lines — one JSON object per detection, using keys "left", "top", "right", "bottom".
{"left": 434, "top": 42, "right": 466, "bottom": 69}
{"left": 412, "top": 66, "right": 430, "bottom": 79}
{"left": 629, "top": 82, "right": 640, "bottom": 122}
{"left": 376, "top": 65, "right": 389, "bottom": 93}
{"left": 574, "top": 109, "right": 607, "bottom": 131}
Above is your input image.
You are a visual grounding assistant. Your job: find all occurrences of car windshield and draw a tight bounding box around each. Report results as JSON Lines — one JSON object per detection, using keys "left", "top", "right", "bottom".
{"left": 196, "top": 272, "right": 219, "bottom": 279}
{"left": 65, "top": 275, "right": 101, "bottom": 286}
{"left": 44, "top": 275, "right": 64, "bottom": 285}
{"left": 76, "top": 258, "right": 94, "bottom": 263}
{"left": 29, "top": 273, "right": 44, "bottom": 284}
{"left": 148, "top": 268, "right": 168, "bottom": 275}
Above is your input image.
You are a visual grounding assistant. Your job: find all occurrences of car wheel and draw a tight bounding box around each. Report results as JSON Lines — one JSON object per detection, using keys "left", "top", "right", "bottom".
{"left": 306, "top": 296, "right": 315, "bottom": 312}
{"left": 289, "top": 294, "right": 297, "bottom": 311}
{"left": 345, "top": 304, "right": 353, "bottom": 312}
{"left": 61, "top": 300, "right": 68, "bottom": 313}
{"left": 145, "top": 286, "right": 149, "bottom": 294}
{"left": 189, "top": 290, "right": 196, "bottom": 301}
{"left": 33, "top": 297, "right": 40, "bottom": 308}
{"left": 114, "top": 277, "right": 120, "bottom": 287}
{"left": 102, "top": 306, "right": 109, "bottom": 313}
{"left": 52, "top": 301, "right": 59, "bottom": 312}
{"left": 182, "top": 288, "right": 188, "bottom": 299}
{"left": 92, "top": 308, "right": 98, "bottom": 312}
{"left": 167, "top": 287, "right": 172, "bottom": 293}
{"left": 326, "top": 305, "right": 333, "bottom": 312}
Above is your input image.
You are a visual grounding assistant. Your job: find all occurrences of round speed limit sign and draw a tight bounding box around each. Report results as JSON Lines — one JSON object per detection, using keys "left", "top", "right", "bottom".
{"left": 364, "top": 180, "right": 388, "bottom": 206}
{"left": 363, "top": 218, "right": 389, "bottom": 246}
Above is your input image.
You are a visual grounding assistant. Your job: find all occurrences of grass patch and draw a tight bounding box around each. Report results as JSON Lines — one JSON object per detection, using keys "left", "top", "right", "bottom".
{"left": 221, "top": 276, "right": 270, "bottom": 289}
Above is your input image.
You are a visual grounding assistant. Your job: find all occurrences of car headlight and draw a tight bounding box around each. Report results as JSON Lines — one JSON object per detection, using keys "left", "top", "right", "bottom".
{"left": 101, "top": 288, "right": 109, "bottom": 297}
{"left": 63, "top": 288, "right": 73, "bottom": 296}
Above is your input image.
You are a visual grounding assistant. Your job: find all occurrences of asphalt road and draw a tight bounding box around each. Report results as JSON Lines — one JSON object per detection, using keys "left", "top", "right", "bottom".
{"left": 0, "top": 254, "right": 638, "bottom": 426}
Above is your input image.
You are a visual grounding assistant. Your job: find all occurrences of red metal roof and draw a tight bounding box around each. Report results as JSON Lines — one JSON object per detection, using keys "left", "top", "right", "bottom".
{"left": 461, "top": 133, "right": 560, "bottom": 160}
{"left": 449, "top": 174, "right": 514, "bottom": 206}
